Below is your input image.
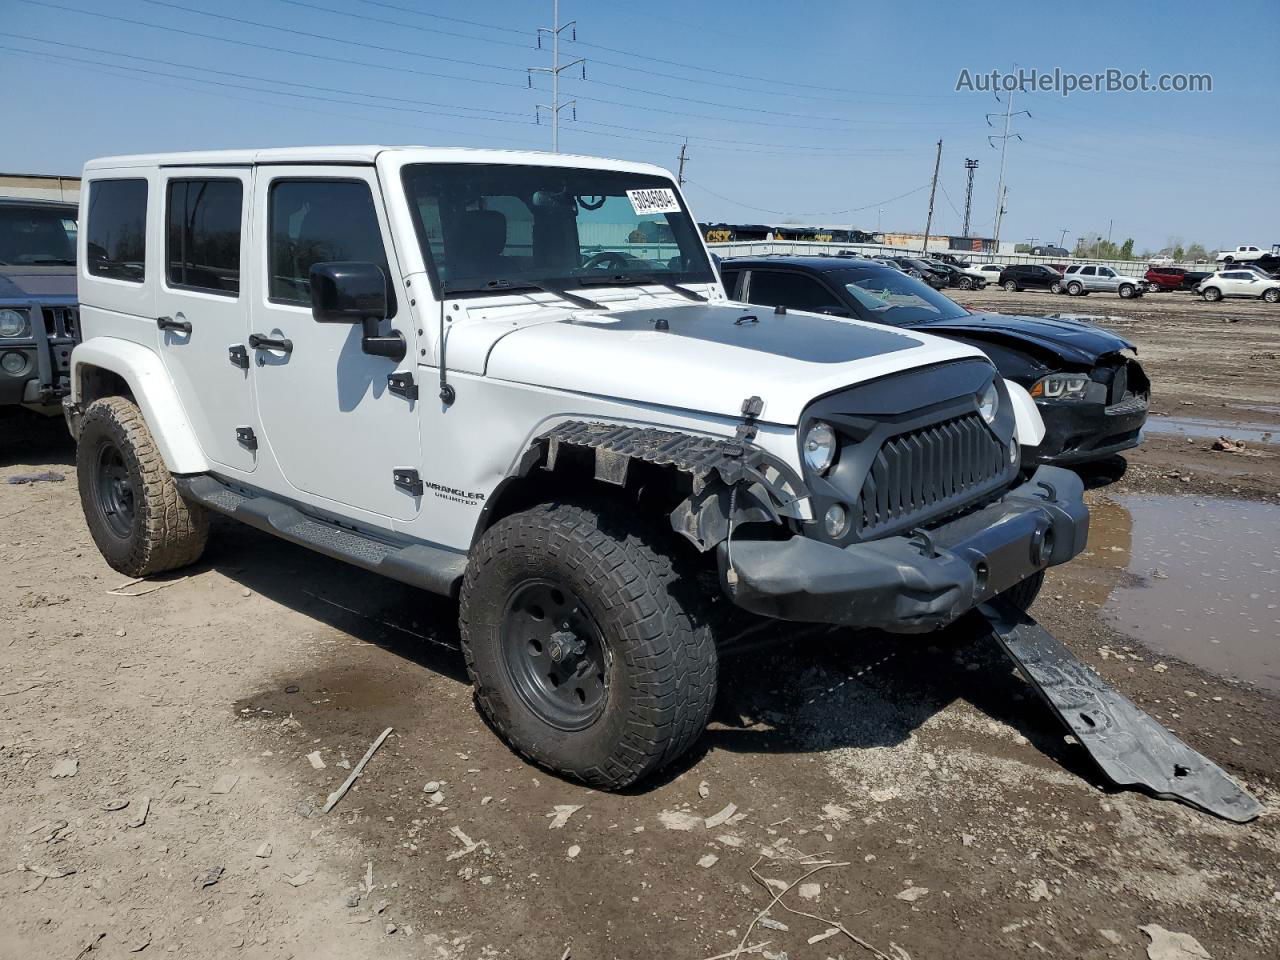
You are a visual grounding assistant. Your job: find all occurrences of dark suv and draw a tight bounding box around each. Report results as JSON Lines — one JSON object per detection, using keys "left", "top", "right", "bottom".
{"left": 720, "top": 256, "right": 1149, "bottom": 467}
{"left": 998, "top": 263, "right": 1063, "bottom": 293}
{"left": 0, "top": 197, "right": 79, "bottom": 412}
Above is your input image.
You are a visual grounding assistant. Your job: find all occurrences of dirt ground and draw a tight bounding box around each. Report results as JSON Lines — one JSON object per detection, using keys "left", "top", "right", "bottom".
{"left": 2, "top": 287, "right": 1278, "bottom": 960}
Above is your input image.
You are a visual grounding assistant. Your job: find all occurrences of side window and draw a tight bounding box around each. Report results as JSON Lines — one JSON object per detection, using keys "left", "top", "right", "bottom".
{"left": 1081, "top": 266, "right": 1096, "bottom": 276}
{"left": 745, "top": 271, "right": 839, "bottom": 313}
{"left": 720, "top": 269, "right": 741, "bottom": 299}
{"left": 87, "top": 178, "right": 147, "bottom": 282}
{"left": 166, "top": 179, "right": 243, "bottom": 295}
{"left": 268, "top": 179, "right": 396, "bottom": 316}
{"left": 1099, "top": 268, "right": 1114, "bottom": 278}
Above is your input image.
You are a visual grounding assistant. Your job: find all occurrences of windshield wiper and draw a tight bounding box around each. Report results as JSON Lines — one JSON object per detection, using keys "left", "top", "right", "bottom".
{"left": 450, "top": 279, "right": 604, "bottom": 310}
{"left": 577, "top": 273, "right": 707, "bottom": 301}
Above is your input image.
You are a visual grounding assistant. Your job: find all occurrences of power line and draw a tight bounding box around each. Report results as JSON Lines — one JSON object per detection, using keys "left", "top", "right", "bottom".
{"left": 683, "top": 180, "right": 931, "bottom": 219}
{"left": 266, "top": 0, "right": 531, "bottom": 49}
{"left": 354, "top": 0, "right": 532, "bottom": 36}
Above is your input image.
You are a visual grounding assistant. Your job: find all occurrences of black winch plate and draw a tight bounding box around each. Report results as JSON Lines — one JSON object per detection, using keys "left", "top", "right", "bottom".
{"left": 982, "top": 602, "right": 1263, "bottom": 823}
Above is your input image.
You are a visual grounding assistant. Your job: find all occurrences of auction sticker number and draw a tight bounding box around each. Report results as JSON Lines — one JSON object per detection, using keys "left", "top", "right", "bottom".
{"left": 627, "top": 188, "right": 681, "bottom": 216}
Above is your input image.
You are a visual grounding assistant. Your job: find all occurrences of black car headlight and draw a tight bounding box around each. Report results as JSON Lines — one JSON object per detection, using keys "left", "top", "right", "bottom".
{"left": 0, "top": 309, "right": 31, "bottom": 339}
{"left": 1030, "top": 373, "right": 1089, "bottom": 400}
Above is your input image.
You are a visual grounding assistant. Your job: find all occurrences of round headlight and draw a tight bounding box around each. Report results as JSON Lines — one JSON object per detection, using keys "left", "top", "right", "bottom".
{"left": 977, "top": 381, "right": 999, "bottom": 424}
{"left": 802, "top": 421, "right": 837, "bottom": 474}
{"left": 0, "top": 309, "right": 30, "bottom": 338}
{"left": 1, "top": 351, "right": 28, "bottom": 375}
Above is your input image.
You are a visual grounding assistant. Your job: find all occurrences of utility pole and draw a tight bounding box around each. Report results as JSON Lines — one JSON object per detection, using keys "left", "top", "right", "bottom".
{"left": 962, "top": 158, "right": 978, "bottom": 237}
{"left": 528, "top": 0, "right": 585, "bottom": 153}
{"left": 921, "top": 139, "right": 942, "bottom": 256}
{"left": 676, "top": 139, "right": 688, "bottom": 186}
{"left": 987, "top": 87, "right": 1029, "bottom": 251}
{"left": 1058, "top": 228, "right": 1068, "bottom": 248}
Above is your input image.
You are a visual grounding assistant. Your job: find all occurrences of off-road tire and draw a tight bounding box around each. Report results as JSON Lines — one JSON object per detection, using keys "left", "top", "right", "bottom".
{"left": 1003, "top": 280, "right": 1018, "bottom": 292}
{"left": 77, "top": 396, "right": 209, "bottom": 577}
{"left": 459, "top": 500, "right": 718, "bottom": 791}
{"left": 999, "top": 570, "right": 1044, "bottom": 613}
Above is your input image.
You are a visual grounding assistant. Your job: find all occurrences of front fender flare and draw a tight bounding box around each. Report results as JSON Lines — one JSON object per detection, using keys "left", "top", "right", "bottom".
{"left": 1004, "top": 379, "right": 1046, "bottom": 448}
{"left": 71, "top": 339, "right": 209, "bottom": 474}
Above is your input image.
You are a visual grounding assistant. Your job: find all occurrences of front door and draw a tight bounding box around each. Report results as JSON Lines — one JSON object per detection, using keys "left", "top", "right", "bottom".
{"left": 154, "top": 167, "right": 258, "bottom": 473}
{"left": 249, "top": 167, "right": 421, "bottom": 522}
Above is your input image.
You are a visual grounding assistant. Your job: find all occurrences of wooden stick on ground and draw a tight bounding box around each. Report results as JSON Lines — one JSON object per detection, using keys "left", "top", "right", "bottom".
{"left": 322, "top": 727, "right": 393, "bottom": 814}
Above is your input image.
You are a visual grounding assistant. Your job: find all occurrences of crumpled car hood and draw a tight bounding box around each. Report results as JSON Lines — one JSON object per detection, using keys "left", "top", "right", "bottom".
{"left": 914, "top": 311, "right": 1134, "bottom": 366}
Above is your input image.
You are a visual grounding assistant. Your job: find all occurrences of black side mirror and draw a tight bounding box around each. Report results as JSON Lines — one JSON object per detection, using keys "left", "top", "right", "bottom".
{"left": 309, "top": 261, "right": 405, "bottom": 362}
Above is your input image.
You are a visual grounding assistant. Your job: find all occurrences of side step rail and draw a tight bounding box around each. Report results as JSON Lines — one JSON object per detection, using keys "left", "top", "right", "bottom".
{"left": 981, "top": 601, "right": 1263, "bottom": 823}
{"left": 177, "top": 475, "right": 467, "bottom": 598}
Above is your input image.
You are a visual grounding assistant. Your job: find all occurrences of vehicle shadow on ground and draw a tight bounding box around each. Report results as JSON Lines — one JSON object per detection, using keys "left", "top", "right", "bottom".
{"left": 704, "top": 614, "right": 1102, "bottom": 786}
{"left": 0, "top": 410, "right": 75, "bottom": 470}
{"left": 1073, "top": 454, "right": 1128, "bottom": 490}
{"left": 199, "top": 515, "right": 1099, "bottom": 793}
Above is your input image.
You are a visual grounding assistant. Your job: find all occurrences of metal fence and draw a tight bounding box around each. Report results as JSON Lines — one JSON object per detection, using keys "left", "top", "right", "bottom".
{"left": 705, "top": 240, "right": 1199, "bottom": 279}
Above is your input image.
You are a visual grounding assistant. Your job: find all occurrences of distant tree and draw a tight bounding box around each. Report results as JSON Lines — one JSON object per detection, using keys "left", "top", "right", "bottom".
{"left": 1119, "top": 238, "right": 1135, "bottom": 259}
{"left": 1185, "top": 243, "right": 1209, "bottom": 261}
{"left": 1014, "top": 243, "right": 1031, "bottom": 253}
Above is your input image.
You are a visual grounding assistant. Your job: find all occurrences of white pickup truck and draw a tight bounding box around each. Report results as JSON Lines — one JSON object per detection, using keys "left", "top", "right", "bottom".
{"left": 61, "top": 147, "right": 1258, "bottom": 820}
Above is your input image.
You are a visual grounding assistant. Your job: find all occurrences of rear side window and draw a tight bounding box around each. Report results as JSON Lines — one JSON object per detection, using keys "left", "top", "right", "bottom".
{"left": 167, "top": 179, "right": 243, "bottom": 295}
{"left": 87, "top": 178, "right": 147, "bottom": 282}
{"left": 720, "top": 268, "right": 741, "bottom": 298}
{"left": 267, "top": 179, "right": 395, "bottom": 315}
{"left": 744, "top": 271, "right": 838, "bottom": 313}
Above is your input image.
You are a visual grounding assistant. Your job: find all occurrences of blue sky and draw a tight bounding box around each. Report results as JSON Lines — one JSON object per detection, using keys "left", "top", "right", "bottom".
{"left": 3, "top": 0, "right": 1276, "bottom": 251}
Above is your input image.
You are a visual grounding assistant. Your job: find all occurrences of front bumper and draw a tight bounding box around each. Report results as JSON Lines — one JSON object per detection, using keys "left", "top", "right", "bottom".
{"left": 1025, "top": 393, "right": 1148, "bottom": 466}
{"left": 719, "top": 466, "right": 1088, "bottom": 633}
{"left": 0, "top": 301, "right": 77, "bottom": 408}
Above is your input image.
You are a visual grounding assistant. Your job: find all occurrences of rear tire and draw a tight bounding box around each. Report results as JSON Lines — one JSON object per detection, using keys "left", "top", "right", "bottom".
{"left": 77, "top": 396, "right": 209, "bottom": 577}
{"left": 1003, "top": 280, "right": 1018, "bottom": 292}
{"left": 1067, "top": 281, "right": 1084, "bottom": 296}
{"left": 1203, "top": 287, "right": 1222, "bottom": 302}
{"left": 459, "top": 500, "right": 718, "bottom": 791}
{"left": 1050, "top": 281, "right": 1063, "bottom": 294}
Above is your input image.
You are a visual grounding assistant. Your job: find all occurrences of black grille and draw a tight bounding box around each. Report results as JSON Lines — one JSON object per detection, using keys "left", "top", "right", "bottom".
{"left": 856, "top": 413, "right": 1008, "bottom": 536}
{"left": 41, "top": 306, "right": 79, "bottom": 341}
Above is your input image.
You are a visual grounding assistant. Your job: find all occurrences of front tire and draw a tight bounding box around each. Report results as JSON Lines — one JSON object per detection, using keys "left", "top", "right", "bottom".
{"left": 77, "top": 396, "right": 209, "bottom": 577}
{"left": 1118, "top": 283, "right": 1136, "bottom": 298}
{"left": 958, "top": 276, "right": 974, "bottom": 290}
{"left": 1263, "top": 288, "right": 1280, "bottom": 303}
{"left": 460, "top": 501, "right": 718, "bottom": 791}
{"left": 1000, "top": 570, "right": 1045, "bottom": 613}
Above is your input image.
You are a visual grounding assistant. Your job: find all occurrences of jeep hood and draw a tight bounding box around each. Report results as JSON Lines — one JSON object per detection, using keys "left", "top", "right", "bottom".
{"left": 0, "top": 265, "right": 77, "bottom": 302}
{"left": 447, "top": 298, "right": 990, "bottom": 425}
{"left": 913, "top": 311, "right": 1134, "bottom": 367}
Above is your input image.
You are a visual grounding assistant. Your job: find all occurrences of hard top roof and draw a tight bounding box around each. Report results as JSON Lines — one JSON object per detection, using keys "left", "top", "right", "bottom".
{"left": 720, "top": 255, "right": 894, "bottom": 274}
{"left": 0, "top": 196, "right": 78, "bottom": 210}
{"left": 82, "top": 145, "right": 674, "bottom": 179}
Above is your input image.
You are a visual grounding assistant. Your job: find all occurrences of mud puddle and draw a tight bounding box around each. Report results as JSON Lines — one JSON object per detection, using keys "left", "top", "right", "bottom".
{"left": 1068, "top": 495, "right": 1280, "bottom": 691}
{"left": 1144, "top": 414, "right": 1278, "bottom": 444}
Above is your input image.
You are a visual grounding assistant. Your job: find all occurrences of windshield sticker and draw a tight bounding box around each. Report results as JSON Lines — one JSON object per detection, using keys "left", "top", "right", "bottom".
{"left": 626, "top": 188, "right": 681, "bottom": 216}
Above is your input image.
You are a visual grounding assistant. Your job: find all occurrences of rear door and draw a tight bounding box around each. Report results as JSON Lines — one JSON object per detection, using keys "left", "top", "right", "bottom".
{"left": 154, "top": 167, "right": 257, "bottom": 473}
{"left": 249, "top": 166, "right": 421, "bottom": 522}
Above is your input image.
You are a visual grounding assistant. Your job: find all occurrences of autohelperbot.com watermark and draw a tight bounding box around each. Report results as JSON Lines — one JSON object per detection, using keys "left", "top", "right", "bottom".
{"left": 956, "top": 67, "right": 1212, "bottom": 97}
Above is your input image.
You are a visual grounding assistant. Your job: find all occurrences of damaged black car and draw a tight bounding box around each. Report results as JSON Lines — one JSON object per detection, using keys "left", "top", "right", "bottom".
{"left": 720, "top": 256, "right": 1149, "bottom": 468}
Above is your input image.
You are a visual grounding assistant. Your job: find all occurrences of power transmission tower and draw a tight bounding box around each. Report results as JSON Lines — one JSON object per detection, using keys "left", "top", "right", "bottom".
{"left": 921, "top": 139, "right": 942, "bottom": 256}
{"left": 986, "top": 88, "right": 1030, "bottom": 251}
{"left": 962, "top": 158, "right": 978, "bottom": 237}
{"left": 528, "top": 0, "right": 585, "bottom": 152}
{"left": 676, "top": 139, "right": 688, "bottom": 186}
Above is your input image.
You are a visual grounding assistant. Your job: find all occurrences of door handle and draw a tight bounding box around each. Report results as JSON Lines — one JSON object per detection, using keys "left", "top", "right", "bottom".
{"left": 248, "top": 333, "right": 294, "bottom": 354}
{"left": 157, "top": 315, "right": 193, "bottom": 334}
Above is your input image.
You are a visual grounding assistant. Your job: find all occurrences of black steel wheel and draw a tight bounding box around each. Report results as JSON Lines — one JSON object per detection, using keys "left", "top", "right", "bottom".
{"left": 460, "top": 499, "right": 718, "bottom": 791}
{"left": 77, "top": 396, "right": 209, "bottom": 577}
{"left": 501, "top": 579, "right": 609, "bottom": 731}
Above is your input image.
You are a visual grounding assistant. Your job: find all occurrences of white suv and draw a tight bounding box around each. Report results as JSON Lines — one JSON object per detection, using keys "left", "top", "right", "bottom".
{"left": 66, "top": 146, "right": 1088, "bottom": 789}
{"left": 1196, "top": 269, "right": 1280, "bottom": 302}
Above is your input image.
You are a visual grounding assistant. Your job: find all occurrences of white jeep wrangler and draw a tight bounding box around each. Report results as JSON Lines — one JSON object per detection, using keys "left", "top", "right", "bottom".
{"left": 66, "top": 146, "right": 1091, "bottom": 790}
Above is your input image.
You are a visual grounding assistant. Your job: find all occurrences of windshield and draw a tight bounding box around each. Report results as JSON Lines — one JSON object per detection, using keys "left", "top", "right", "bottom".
{"left": 401, "top": 163, "right": 714, "bottom": 298}
{"left": 0, "top": 205, "right": 78, "bottom": 266}
{"left": 837, "top": 267, "right": 969, "bottom": 326}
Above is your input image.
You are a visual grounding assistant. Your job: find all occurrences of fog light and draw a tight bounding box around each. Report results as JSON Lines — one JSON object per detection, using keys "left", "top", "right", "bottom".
{"left": 824, "top": 503, "right": 849, "bottom": 539}
{"left": 1, "top": 351, "right": 27, "bottom": 375}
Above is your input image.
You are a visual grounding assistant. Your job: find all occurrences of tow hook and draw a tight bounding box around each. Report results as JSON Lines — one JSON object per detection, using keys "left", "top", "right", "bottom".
{"left": 981, "top": 600, "right": 1263, "bottom": 823}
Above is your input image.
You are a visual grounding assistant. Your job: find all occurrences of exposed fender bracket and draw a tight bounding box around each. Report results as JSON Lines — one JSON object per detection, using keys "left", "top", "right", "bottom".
{"left": 533, "top": 420, "right": 809, "bottom": 552}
